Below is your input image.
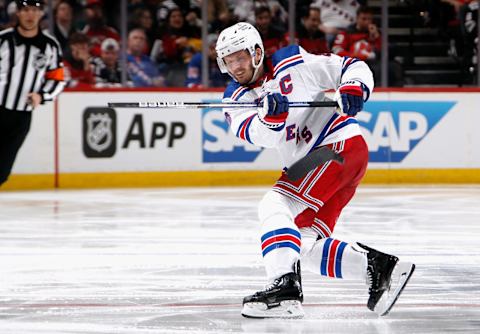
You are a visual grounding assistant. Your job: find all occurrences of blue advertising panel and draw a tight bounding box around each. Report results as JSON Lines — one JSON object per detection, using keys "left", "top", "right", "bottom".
{"left": 202, "top": 107, "right": 262, "bottom": 163}
{"left": 202, "top": 100, "right": 456, "bottom": 164}
{"left": 358, "top": 101, "right": 455, "bottom": 162}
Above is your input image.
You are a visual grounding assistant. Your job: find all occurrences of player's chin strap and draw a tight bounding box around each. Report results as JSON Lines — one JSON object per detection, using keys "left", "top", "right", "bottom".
{"left": 248, "top": 49, "right": 265, "bottom": 85}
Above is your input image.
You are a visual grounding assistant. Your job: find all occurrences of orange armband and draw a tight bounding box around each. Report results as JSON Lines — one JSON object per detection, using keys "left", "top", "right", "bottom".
{"left": 44, "top": 68, "right": 65, "bottom": 81}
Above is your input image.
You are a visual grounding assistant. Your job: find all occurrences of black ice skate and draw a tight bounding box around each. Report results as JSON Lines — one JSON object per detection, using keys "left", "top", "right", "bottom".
{"left": 358, "top": 243, "right": 415, "bottom": 316}
{"left": 241, "top": 261, "right": 304, "bottom": 319}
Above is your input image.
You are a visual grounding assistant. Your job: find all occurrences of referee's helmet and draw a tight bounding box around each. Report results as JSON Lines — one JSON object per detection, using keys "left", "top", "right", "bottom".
{"left": 16, "top": 0, "right": 44, "bottom": 9}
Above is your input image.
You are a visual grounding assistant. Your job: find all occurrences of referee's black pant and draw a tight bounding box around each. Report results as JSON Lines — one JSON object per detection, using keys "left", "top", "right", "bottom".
{"left": 0, "top": 108, "right": 32, "bottom": 186}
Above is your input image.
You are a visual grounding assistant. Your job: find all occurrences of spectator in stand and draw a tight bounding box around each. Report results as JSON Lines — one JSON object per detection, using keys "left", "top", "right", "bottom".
{"left": 427, "top": 1, "right": 467, "bottom": 62}
{"left": 63, "top": 32, "right": 95, "bottom": 88}
{"left": 0, "top": 0, "right": 9, "bottom": 28}
{"left": 82, "top": 0, "right": 120, "bottom": 57}
{"left": 421, "top": 0, "right": 465, "bottom": 30}
{"left": 185, "top": 34, "right": 229, "bottom": 88}
{"left": 130, "top": 7, "right": 155, "bottom": 51}
{"left": 312, "top": 0, "right": 360, "bottom": 47}
{"left": 53, "top": 1, "right": 77, "bottom": 55}
{"left": 204, "top": 0, "right": 234, "bottom": 34}
{"left": 254, "top": 5, "right": 286, "bottom": 60}
{"left": 294, "top": 6, "right": 329, "bottom": 54}
{"left": 151, "top": 7, "right": 201, "bottom": 86}
{"left": 179, "top": 0, "right": 232, "bottom": 33}
{"left": 155, "top": 0, "right": 182, "bottom": 23}
{"left": 332, "top": 6, "right": 403, "bottom": 86}
{"left": 92, "top": 38, "right": 131, "bottom": 87}
{"left": 459, "top": 0, "right": 479, "bottom": 82}
{"left": 0, "top": 1, "right": 18, "bottom": 30}
{"left": 153, "top": 7, "right": 201, "bottom": 64}
{"left": 127, "top": 28, "right": 165, "bottom": 87}
{"left": 129, "top": 0, "right": 148, "bottom": 12}
{"left": 231, "top": 0, "right": 287, "bottom": 29}
{"left": 332, "top": 6, "right": 380, "bottom": 62}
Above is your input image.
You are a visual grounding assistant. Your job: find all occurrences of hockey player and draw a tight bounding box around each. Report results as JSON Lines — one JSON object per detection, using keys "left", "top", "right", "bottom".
{"left": 215, "top": 22, "right": 415, "bottom": 319}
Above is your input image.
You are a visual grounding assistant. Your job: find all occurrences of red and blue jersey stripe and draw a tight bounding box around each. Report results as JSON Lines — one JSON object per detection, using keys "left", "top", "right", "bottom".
{"left": 223, "top": 81, "right": 251, "bottom": 101}
{"left": 320, "top": 238, "right": 348, "bottom": 278}
{"left": 325, "top": 115, "right": 358, "bottom": 137}
{"left": 272, "top": 45, "right": 304, "bottom": 78}
{"left": 261, "top": 227, "right": 301, "bottom": 257}
{"left": 236, "top": 113, "right": 256, "bottom": 144}
{"left": 309, "top": 113, "right": 358, "bottom": 152}
{"left": 341, "top": 57, "right": 370, "bottom": 101}
{"left": 341, "top": 56, "right": 360, "bottom": 76}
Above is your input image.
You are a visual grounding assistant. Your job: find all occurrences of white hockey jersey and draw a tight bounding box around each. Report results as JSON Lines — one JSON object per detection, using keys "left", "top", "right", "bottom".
{"left": 222, "top": 45, "right": 374, "bottom": 169}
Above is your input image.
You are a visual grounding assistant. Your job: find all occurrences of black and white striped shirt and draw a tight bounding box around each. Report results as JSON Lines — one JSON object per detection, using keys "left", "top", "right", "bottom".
{"left": 0, "top": 27, "right": 65, "bottom": 112}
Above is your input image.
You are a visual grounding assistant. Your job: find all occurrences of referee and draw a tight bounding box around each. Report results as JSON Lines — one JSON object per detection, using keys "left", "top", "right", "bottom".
{"left": 0, "top": 0, "right": 65, "bottom": 186}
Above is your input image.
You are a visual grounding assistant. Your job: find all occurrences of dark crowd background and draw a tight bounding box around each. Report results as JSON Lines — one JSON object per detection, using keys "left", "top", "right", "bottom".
{"left": 1, "top": 0, "right": 477, "bottom": 88}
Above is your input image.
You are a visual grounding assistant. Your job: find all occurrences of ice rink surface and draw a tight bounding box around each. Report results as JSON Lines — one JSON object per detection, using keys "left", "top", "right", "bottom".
{"left": 0, "top": 186, "right": 479, "bottom": 334}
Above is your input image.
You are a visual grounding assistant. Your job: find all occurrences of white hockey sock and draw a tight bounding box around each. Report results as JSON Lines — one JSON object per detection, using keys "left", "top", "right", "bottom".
{"left": 302, "top": 237, "right": 367, "bottom": 280}
{"left": 261, "top": 214, "right": 301, "bottom": 281}
{"left": 258, "top": 191, "right": 302, "bottom": 281}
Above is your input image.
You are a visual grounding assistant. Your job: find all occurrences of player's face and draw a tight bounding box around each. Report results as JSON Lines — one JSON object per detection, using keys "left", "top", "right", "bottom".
{"left": 223, "top": 50, "right": 254, "bottom": 84}
{"left": 17, "top": 6, "right": 43, "bottom": 31}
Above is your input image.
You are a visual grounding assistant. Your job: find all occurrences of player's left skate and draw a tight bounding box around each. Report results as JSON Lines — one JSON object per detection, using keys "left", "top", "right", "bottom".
{"left": 358, "top": 243, "right": 415, "bottom": 316}
{"left": 241, "top": 261, "right": 304, "bottom": 319}
{"left": 377, "top": 260, "right": 415, "bottom": 316}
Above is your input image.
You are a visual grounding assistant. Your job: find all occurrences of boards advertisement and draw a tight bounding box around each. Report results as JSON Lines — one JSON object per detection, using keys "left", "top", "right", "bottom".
{"left": 7, "top": 89, "right": 480, "bottom": 188}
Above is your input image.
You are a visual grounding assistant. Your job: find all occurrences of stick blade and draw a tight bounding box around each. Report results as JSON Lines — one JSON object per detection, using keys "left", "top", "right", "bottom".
{"left": 286, "top": 147, "right": 344, "bottom": 182}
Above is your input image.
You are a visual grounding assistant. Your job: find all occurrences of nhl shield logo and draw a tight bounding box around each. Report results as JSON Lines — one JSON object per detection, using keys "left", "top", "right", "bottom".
{"left": 87, "top": 113, "right": 112, "bottom": 152}
{"left": 33, "top": 53, "right": 47, "bottom": 70}
{"left": 83, "top": 107, "right": 116, "bottom": 158}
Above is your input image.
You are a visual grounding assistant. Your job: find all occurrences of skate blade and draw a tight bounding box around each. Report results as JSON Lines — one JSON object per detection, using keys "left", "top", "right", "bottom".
{"left": 241, "top": 300, "right": 304, "bottom": 319}
{"left": 374, "top": 261, "right": 415, "bottom": 316}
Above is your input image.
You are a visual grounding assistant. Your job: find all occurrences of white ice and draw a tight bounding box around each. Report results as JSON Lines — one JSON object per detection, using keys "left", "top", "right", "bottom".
{"left": 0, "top": 186, "right": 479, "bottom": 333}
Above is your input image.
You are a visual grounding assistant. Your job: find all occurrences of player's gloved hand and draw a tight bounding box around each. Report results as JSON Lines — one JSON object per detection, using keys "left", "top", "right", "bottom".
{"left": 258, "top": 93, "right": 289, "bottom": 129}
{"left": 334, "top": 80, "right": 365, "bottom": 116}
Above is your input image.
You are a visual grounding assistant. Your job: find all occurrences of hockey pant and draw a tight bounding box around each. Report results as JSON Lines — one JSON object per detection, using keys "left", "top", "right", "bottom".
{"left": 259, "top": 136, "right": 369, "bottom": 281}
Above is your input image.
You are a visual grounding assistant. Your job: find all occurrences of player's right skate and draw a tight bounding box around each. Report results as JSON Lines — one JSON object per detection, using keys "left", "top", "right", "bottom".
{"left": 358, "top": 243, "right": 415, "bottom": 316}
{"left": 241, "top": 261, "right": 304, "bottom": 319}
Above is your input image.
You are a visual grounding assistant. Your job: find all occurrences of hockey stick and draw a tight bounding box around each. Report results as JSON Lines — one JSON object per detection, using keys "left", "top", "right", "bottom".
{"left": 286, "top": 147, "right": 344, "bottom": 182}
{"left": 107, "top": 101, "right": 338, "bottom": 109}
{"left": 106, "top": 101, "right": 343, "bottom": 180}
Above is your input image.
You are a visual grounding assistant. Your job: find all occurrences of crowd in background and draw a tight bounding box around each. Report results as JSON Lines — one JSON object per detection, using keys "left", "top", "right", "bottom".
{"left": 0, "top": 0, "right": 477, "bottom": 88}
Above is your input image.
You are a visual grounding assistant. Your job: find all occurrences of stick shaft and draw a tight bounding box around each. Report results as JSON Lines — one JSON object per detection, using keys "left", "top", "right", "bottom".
{"left": 107, "top": 101, "right": 338, "bottom": 109}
